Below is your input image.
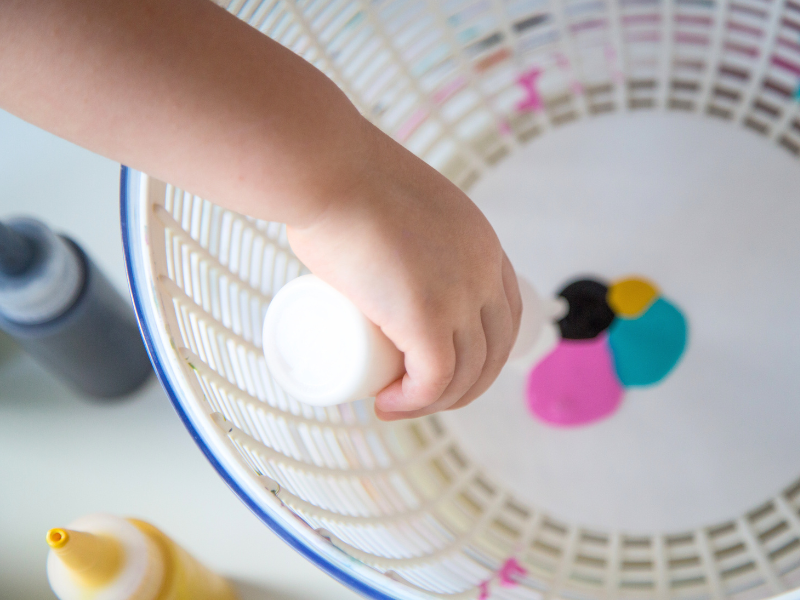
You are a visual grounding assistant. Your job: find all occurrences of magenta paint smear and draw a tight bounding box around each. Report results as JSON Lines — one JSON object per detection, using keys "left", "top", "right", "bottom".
{"left": 526, "top": 334, "right": 624, "bottom": 427}
{"left": 478, "top": 557, "right": 527, "bottom": 599}
{"left": 516, "top": 68, "right": 544, "bottom": 112}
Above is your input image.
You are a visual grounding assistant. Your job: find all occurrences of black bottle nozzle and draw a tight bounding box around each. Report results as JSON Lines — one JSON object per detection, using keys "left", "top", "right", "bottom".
{"left": 0, "top": 221, "right": 35, "bottom": 276}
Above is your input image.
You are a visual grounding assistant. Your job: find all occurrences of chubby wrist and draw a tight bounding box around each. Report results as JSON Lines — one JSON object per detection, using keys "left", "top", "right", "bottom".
{"left": 286, "top": 115, "right": 384, "bottom": 231}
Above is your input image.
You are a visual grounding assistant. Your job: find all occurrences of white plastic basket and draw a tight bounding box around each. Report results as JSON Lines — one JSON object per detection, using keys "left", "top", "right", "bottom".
{"left": 121, "top": 1, "right": 800, "bottom": 599}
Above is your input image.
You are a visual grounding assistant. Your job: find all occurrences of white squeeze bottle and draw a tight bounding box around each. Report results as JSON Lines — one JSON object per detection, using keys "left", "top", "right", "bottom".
{"left": 263, "top": 274, "right": 566, "bottom": 407}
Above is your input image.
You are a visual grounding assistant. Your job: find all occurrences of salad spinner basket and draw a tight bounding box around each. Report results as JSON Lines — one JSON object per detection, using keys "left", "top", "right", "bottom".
{"left": 121, "top": 0, "right": 800, "bottom": 599}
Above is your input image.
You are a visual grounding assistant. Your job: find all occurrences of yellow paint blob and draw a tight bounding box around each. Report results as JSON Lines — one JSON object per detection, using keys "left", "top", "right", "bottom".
{"left": 608, "top": 277, "right": 659, "bottom": 317}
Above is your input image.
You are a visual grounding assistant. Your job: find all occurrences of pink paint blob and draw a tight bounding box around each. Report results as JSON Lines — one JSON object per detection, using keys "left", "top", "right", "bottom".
{"left": 526, "top": 334, "right": 624, "bottom": 427}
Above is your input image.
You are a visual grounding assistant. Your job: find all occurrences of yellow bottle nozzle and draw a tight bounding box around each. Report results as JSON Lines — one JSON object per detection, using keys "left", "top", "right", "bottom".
{"left": 46, "top": 528, "right": 70, "bottom": 549}
{"left": 45, "top": 527, "right": 124, "bottom": 587}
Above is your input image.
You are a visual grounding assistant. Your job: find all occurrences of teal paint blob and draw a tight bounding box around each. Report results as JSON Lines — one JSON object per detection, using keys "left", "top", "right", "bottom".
{"left": 608, "top": 297, "right": 687, "bottom": 387}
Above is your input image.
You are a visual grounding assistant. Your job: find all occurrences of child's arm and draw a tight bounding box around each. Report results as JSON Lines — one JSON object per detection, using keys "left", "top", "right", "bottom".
{"left": 0, "top": 0, "right": 521, "bottom": 420}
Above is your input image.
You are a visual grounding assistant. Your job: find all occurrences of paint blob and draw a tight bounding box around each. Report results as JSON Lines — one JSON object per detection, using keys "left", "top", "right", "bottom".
{"left": 526, "top": 334, "right": 624, "bottom": 427}
{"left": 523, "top": 274, "right": 688, "bottom": 428}
{"left": 607, "top": 277, "right": 659, "bottom": 317}
{"left": 608, "top": 297, "right": 688, "bottom": 387}
{"left": 557, "top": 279, "right": 615, "bottom": 340}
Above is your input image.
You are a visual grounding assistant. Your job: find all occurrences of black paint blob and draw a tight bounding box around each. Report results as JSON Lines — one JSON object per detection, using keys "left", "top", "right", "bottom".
{"left": 557, "top": 278, "right": 615, "bottom": 340}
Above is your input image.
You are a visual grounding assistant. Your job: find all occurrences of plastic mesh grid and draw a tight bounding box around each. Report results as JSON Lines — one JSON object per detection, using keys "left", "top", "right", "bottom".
{"left": 124, "top": 0, "right": 800, "bottom": 598}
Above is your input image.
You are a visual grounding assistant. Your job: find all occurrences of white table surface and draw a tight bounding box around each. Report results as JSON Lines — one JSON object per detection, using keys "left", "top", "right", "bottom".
{"left": 0, "top": 109, "right": 363, "bottom": 600}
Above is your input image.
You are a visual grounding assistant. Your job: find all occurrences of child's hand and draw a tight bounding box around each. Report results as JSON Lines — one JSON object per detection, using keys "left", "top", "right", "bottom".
{"left": 288, "top": 124, "right": 522, "bottom": 420}
{"left": 0, "top": 0, "right": 521, "bottom": 420}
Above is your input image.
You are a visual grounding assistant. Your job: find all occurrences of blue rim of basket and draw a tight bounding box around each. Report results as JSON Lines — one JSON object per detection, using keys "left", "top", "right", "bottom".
{"left": 119, "top": 166, "right": 394, "bottom": 600}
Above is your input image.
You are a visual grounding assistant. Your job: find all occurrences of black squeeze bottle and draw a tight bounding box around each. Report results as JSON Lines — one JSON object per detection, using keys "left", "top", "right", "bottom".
{"left": 0, "top": 217, "right": 151, "bottom": 397}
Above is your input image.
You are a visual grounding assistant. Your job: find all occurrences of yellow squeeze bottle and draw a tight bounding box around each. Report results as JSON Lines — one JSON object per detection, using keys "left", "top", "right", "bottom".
{"left": 46, "top": 513, "right": 237, "bottom": 600}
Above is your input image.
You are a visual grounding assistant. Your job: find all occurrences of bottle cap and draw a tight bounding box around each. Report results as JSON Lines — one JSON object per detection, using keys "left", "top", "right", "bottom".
{"left": 0, "top": 218, "right": 83, "bottom": 324}
{"left": 262, "top": 275, "right": 404, "bottom": 406}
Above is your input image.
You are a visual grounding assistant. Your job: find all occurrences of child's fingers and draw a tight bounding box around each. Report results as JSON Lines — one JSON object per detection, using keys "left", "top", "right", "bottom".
{"left": 374, "top": 330, "right": 456, "bottom": 413}
{"left": 434, "top": 326, "right": 488, "bottom": 405}
{"left": 375, "top": 403, "right": 431, "bottom": 421}
{"left": 375, "top": 324, "right": 486, "bottom": 420}
{"left": 377, "top": 292, "right": 514, "bottom": 420}
{"left": 375, "top": 383, "right": 455, "bottom": 421}
{"left": 376, "top": 323, "right": 492, "bottom": 421}
{"left": 375, "top": 331, "right": 481, "bottom": 421}
{"left": 379, "top": 324, "right": 487, "bottom": 419}
{"left": 447, "top": 257, "right": 522, "bottom": 411}
{"left": 501, "top": 253, "right": 524, "bottom": 330}
{"left": 375, "top": 399, "right": 450, "bottom": 421}
{"left": 446, "top": 300, "right": 514, "bottom": 411}
{"left": 377, "top": 256, "right": 521, "bottom": 420}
